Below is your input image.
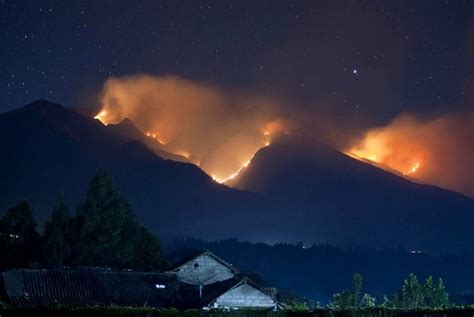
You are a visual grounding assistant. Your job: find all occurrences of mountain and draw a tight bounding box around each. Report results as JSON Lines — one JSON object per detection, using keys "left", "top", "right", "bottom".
{"left": 233, "top": 136, "right": 474, "bottom": 253}
{"left": 0, "top": 100, "right": 278, "bottom": 241}
{"left": 104, "top": 118, "right": 188, "bottom": 162}
{"left": 71, "top": 105, "right": 187, "bottom": 162}
{"left": 0, "top": 100, "right": 473, "bottom": 254}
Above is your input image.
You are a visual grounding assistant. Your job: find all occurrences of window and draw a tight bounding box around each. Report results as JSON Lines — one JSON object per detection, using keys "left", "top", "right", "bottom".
{"left": 155, "top": 284, "right": 166, "bottom": 289}
{"left": 194, "top": 262, "right": 199, "bottom": 268}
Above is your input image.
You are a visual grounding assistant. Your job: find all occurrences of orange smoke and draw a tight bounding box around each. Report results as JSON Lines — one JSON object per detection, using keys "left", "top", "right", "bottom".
{"left": 346, "top": 113, "right": 474, "bottom": 197}
{"left": 96, "top": 74, "right": 286, "bottom": 182}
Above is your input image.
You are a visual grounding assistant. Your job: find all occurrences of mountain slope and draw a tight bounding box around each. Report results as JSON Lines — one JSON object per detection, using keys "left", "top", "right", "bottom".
{"left": 0, "top": 100, "right": 473, "bottom": 253}
{"left": 0, "top": 100, "right": 277, "bottom": 241}
{"left": 234, "top": 136, "right": 474, "bottom": 253}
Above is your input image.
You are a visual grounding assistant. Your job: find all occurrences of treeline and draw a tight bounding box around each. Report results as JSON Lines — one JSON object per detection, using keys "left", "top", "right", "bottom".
{"left": 168, "top": 238, "right": 474, "bottom": 306}
{"left": 0, "top": 168, "right": 166, "bottom": 271}
{"left": 326, "top": 273, "right": 449, "bottom": 310}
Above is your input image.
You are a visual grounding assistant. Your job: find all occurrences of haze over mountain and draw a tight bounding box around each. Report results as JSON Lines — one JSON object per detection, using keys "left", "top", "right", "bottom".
{"left": 0, "top": 100, "right": 472, "bottom": 254}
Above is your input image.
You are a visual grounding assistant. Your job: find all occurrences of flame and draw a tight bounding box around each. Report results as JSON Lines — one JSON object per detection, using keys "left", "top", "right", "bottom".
{"left": 345, "top": 122, "right": 425, "bottom": 178}
{"left": 212, "top": 160, "right": 251, "bottom": 183}
{"left": 94, "top": 110, "right": 109, "bottom": 124}
{"left": 145, "top": 132, "right": 166, "bottom": 145}
{"left": 93, "top": 75, "right": 300, "bottom": 186}
{"left": 211, "top": 140, "right": 271, "bottom": 184}
{"left": 404, "top": 162, "right": 420, "bottom": 175}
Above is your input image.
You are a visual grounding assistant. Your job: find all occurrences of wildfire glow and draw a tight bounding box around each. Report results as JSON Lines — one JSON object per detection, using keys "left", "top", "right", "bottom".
{"left": 93, "top": 74, "right": 292, "bottom": 183}
{"left": 146, "top": 132, "right": 166, "bottom": 145}
{"left": 345, "top": 118, "right": 427, "bottom": 178}
{"left": 94, "top": 110, "right": 109, "bottom": 124}
{"left": 211, "top": 138, "right": 272, "bottom": 184}
{"left": 404, "top": 162, "right": 420, "bottom": 175}
{"left": 212, "top": 160, "right": 251, "bottom": 184}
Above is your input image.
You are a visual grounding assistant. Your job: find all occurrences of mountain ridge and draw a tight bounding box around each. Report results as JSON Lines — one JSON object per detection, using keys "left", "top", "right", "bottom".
{"left": 1, "top": 100, "right": 472, "bottom": 254}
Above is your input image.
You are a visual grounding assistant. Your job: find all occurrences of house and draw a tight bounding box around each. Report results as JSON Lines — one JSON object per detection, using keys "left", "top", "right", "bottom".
{"left": 173, "top": 250, "right": 239, "bottom": 286}
{"left": 0, "top": 251, "right": 280, "bottom": 310}
{"left": 172, "top": 250, "right": 278, "bottom": 309}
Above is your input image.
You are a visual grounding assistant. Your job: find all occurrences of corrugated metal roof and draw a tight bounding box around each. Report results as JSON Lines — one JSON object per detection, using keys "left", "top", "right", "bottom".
{"left": 2, "top": 268, "right": 179, "bottom": 308}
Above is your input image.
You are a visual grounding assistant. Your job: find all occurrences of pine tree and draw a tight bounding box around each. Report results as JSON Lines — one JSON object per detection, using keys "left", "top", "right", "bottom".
{"left": 353, "top": 272, "right": 363, "bottom": 307}
{"left": 43, "top": 196, "right": 71, "bottom": 265}
{"left": 75, "top": 168, "right": 138, "bottom": 267}
{"left": 132, "top": 225, "right": 167, "bottom": 271}
{"left": 423, "top": 276, "right": 435, "bottom": 307}
{"left": 433, "top": 278, "right": 449, "bottom": 307}
{"left": 74, "top": 168, "right": 166, "bottom": 270}
{"left": 402, "top": 273, "right": 422, "bottom": 309}
{"left": 0, "top": 201, "right": 41, "bottom": 269}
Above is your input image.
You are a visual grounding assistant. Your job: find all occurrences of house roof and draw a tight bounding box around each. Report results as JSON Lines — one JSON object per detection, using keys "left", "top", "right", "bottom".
{"left": 204, "top": 276, "right": 276, "bottom": 306}
{"left": 178, "top": 273, "right": 276, "bottom": 308}
{"left": 2, "top": 268, "right": 179, "bottom": 308}
{"left": 172, "top": 250, "right": 240, "bottom": 274}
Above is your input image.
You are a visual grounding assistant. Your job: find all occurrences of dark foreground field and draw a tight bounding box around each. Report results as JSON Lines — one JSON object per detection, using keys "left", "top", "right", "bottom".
{"left": 1, "top": 307, "right": 474, "bottom": 317}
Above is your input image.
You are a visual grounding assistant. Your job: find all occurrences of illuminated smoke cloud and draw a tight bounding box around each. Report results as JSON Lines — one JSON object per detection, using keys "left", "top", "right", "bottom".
{"left": 97, "top": 74, "right": 282, "bottom": 181}
{"left": 346, "top": 113, "right": 474, "bottom": 197}
{"left": 96, "top": 74, "right": 473, "bottom": 197}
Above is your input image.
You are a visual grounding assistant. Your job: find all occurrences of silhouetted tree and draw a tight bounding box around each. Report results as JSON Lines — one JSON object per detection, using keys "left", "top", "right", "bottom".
{"left": 0, "top": 201, "right": 41, "bottom": 269}
{"left": 74, "top": 168, "right": 166, "bottom": 270}
{"left": 402, "top": 273, "right": 422, "bottom": 309}
{"left": 353, "top": 272, "right": 363, "bottom": 307}
{"left": 43, "top": 196, "right": 71, "bottom": 265}
{"left": 433, "top": 278, "right": 449, "bottom": 307}
{"left": 133, "top": 225, "right": 167, "bottom": 271}
{"left": 361, "top": 293, "right": 376, "bottom": 308}
{"left": 423, "top": 276, "right": 435, "bottom": 307}
{"left": 330, "top": 289, "right": 353, "bottom": 310}
{"left": 75, "top": 168, "right": 138, "bottom": 267}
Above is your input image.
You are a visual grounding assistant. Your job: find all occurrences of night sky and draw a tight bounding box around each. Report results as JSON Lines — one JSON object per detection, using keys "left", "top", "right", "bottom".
{"left": 2, "top": 0, "right": 473, "bottom": 129}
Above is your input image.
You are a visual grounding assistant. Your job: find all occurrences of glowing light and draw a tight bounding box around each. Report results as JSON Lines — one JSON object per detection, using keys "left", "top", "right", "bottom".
{"left": 94, "top": 110, "right": 108, "bottom": 124}
{"left": 404, "top": 162, "right": 420, "bottom": 175}
{"left": 213, "top": 160, "right": 251, "bottom": 184}
{"left": 345, "top": 130, "right": 424, "bottom": 179}
{"left": 263, "top": 131, "right": 270, "bottom": 135}
{"left": 177, "top": 152, "right": 190, "bottom": 159}
{"left": 145, "top": 132, "right": 165, "bottom": 144}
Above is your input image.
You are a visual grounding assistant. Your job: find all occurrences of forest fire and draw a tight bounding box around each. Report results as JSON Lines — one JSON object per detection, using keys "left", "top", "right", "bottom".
{"left": 345, "top": 124, "right": 426, "bottom": 178}
{"left": 94, "top": 74, "right": 286, "bottom": 184}
{"left": 212, "top": 160, "right": 251, "bottom": 184}
{"left": 94, "top": 75, "right": 472, "bottom": 196}
{"left": 94, "top": 110, "right": 109, "bottom": 123}
{"left": 345, "top": 112, "right": 474, "bottom": 197}
{"left": 404, "top": 162, "right": 420, "bottom": 175}
{"left": 145, "top": 132, "right": 166, "bottom": 145}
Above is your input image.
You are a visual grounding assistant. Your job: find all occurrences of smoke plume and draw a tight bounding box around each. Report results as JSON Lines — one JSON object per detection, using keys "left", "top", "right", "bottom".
{"left": 97, "top": 74, "right": 284, "bottom": 181}
{"left": 346, "top": 113, "right": 474, "bottom": 197}
{"left": 95, "top": 74, "right": 473, "bottom": 197}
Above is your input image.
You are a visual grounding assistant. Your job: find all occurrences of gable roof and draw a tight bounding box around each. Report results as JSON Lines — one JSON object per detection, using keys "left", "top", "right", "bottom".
{"left": 204, "top": 276, "right": 276, "bottom": 306}
{"left": 2, "top": 268, "right": 179, "bottom": 308}
{"left": 178, "top": 273, "right": 276, "bottom": 307}
{"left": 172, "top": 250, "right": 240, "bottom": 274}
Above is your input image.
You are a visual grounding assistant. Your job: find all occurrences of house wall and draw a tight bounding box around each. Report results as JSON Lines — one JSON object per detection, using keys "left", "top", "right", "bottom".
{"left": 174, "top": 254, "right": 235, "bottom": 285}
{"left": 213, "top": 284, "right": 275, "bottom": 308}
